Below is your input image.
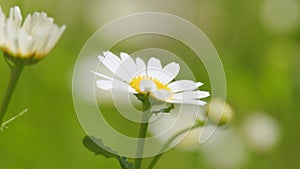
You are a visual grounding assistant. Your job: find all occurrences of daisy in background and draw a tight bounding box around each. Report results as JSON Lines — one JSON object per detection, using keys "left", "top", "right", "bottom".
{"left": 0, "top": 5, "right": 65, "bottom": 129}
{"left": 0, "top": 6, "right": 66, "bottom": 64}
{"left": 95, "top": 51, "right": 210, "bottom": 107}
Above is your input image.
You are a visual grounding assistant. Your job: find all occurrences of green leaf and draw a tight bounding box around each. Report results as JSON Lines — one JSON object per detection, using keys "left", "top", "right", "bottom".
{"left": 134, "top": 93, "right": 149, "bottom": 102}
{"left": 83, "top": 136, "right": 133, "bottom": 169}
{"left": 162, "top": 104, "right": 174, "bottom": 113}
{"left": 82, "top": 136, "right": 117, "bottom": 158}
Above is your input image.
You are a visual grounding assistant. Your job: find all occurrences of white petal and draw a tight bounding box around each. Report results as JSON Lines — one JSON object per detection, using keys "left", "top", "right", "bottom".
{"left": 10, "top": 6, "right": 22, "bottom": 29}
{"left": 152, "top": 89, "right": 172, "bottom": 101}
{"left": 5, "top": 19, "right": 18, "bottom": 53}
{"left": 22, "top": 14, "right": 31, "bottom": 32}
{"left": 147, "top": 57, "right": 163, "bottom": 80}
{"left": 165, "top": 99, "right": 207, "bottom": 106}
{"left": 98, "top": 54, "right": 131, "bottom": 82}
{"left": 172, "top": 91, "right": 210, "bottom": 100}
{"left": 13, "top": 6, "right": 22, "bottom": 25}
{"left": 17, "top": 29, "right": 33, "bottom": 55}
{"left": 44, "top": 25, "right": 66, "bottom": 53}
{"left": 30, "top": 12, "right": 41, "bottom": 31}
{"left": 147, "top": 57, "right": 162, "bottom": 69}
{"left": 96, "top": 80, "right": 137, "bottom": 93}
{"left": 104, "top": 51, "right": 121, "bottom": 66}
{"left": 120, "top": 52, "right": 130, "bottom": 61}
{"left": 31, "top": 26, "right": 52, "bottom": 55}
{"left": 98, "top": 55, "right": 118, "bottom": 73}
{"left": 139, "top": 79, "right": 156, "bottom": 92}
{"left": 136, "top": 57, "right": 146, "bottom": 76}
{"left": 120, "top": 52, "right": 138, "bottom": 78}
{"left": 155, "top": 62, "right": 180, "bottom": 84}
{"left": 168, "top": 80, "right": 203, "bottom": 93}
{"left": 30, "top": 14, "right": 55, "bottom": 54}
{"left": 161, "top": 62, "right": 180, "bottom": 84}
{"left": 31, "top": 12, "right": 53, "bottom": 37}
{"left": 92, "top": 71, "right": 114, "bottom": 80}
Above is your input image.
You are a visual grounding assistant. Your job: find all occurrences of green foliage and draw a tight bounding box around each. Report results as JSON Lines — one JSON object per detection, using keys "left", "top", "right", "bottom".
{"left": 82, "top": 135, "right": 116, "bottom": 158}
{"left": 83, "top": 136, "right": 133, "bottom": 169}
{"left": 117, "top": 156, "right": 134, "bottom": 169}
{"left": 134, "top": 94, "right": 149, "bottom": 103}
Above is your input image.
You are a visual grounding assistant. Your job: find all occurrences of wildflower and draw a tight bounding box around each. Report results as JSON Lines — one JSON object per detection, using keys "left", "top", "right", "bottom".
{"left": 0, "top": 6, "right": 65, "bottom": 64}
{"left": 95, "top": 51, "right": 210, "bottom": 106}
{"left": 0, "top": 5, "right": 65, "bottom": 126}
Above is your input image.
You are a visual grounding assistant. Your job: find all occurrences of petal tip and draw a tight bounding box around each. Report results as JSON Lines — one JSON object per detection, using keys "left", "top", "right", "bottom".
{"left": 120, "top": 52, "right": 130, "bottom": 60}
{"left": 196, "top": 82, "right": 203, "bottom": 87}
{"left": 97, "top": 55, "right": 105, "bottom": 62}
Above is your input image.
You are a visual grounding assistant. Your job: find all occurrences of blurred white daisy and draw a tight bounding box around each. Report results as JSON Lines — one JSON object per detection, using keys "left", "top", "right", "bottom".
{"left": 95, "top": 51, "right": 209, "bottom": 105}
{"left": 242, "top": 112, "right": 280, "bottom": 153}
{"left": 200, "top": 127, "right": 247, "bottom": 169}
{"left": 0, "top": 6, "right": 66, "bottom": 61}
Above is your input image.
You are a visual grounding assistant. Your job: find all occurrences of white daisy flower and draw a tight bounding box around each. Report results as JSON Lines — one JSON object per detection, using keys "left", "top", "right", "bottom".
{"left": 0, "top": 6, "right": 66, "bottom": 61}
{"left": 95, "top": 51, "right": 210, "bottom": 106}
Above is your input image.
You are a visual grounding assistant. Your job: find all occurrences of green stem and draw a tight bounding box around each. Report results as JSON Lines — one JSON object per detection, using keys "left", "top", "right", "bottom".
{"left": 0, "top": 61, "right": 25, "bottom": 125}
{"left": 134, "top": 97, "right": 151, "bottom": 169}
{"left": 147, "top": 123, "right": 203, "bottom": 169}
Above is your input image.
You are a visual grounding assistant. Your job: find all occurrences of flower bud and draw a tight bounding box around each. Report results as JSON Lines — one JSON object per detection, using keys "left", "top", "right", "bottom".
{"left": 205, "top": 97, "right": 234, "bottom": 125}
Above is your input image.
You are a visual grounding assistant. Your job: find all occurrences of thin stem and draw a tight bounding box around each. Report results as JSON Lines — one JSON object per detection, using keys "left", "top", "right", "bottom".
{"left": 134, "top": 118, "right": 149, "bottom": 169}
{"left": 0, "top": 108, "right": 28, "bottom": 131}
{"left": 134, "top": 97, "right": 151, "bottom": 169}
{"left": 0, "top": 61, "right": 25, "bottom": 125}
{"left": 147, "top": 123, "right": 203, "bottom": 169}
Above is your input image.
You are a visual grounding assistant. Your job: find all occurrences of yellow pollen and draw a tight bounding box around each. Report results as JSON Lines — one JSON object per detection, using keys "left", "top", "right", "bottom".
{"left": 130, "top": 76, "right": 170, "bottom": 93}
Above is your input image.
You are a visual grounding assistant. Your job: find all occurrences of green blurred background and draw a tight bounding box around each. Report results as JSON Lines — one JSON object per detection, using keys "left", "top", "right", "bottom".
{"left": 0, "top": 0, "right": 299, "bottom": 168}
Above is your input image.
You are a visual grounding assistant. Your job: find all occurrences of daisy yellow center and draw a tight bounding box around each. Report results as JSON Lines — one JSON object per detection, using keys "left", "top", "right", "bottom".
{"left": 130, "top": 76, "right": 170, "bottom": 93}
